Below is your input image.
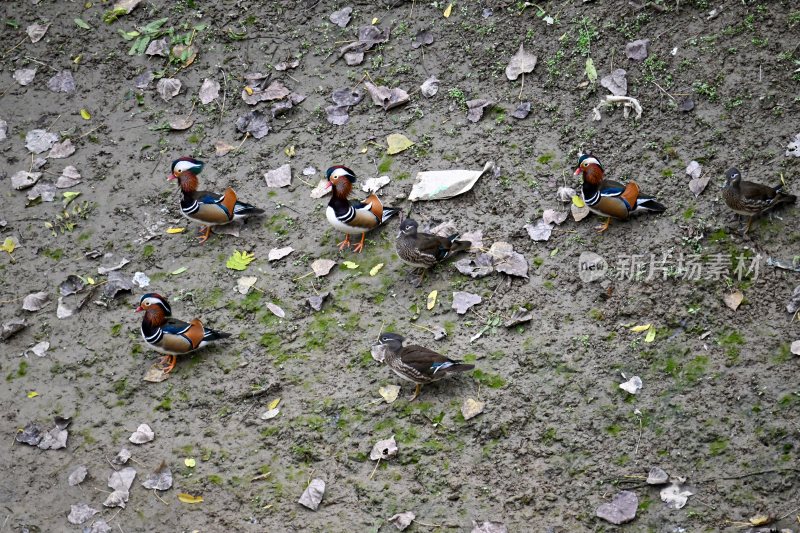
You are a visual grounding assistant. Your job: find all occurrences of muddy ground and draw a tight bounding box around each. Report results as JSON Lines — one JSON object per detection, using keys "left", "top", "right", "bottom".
{"left": 1, "top": 0, "right": 800, "bottom": 531}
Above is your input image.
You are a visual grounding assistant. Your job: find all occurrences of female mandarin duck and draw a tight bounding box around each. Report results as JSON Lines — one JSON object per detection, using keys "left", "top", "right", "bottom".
{"left": 325, "top": 165, "right": 399, "bottom": 253}
{"left": 396, "top": 217, "right": 471, "bottom": 284}
{"left": 136, "top": 293, "right": 230, "bottom": 373}
{"left": 168, "top": 156, "right": 264, "bottom": 243}
{"left": 377, "top": 332, "right": 475, "bottom": 401}
{"left": 722, "top": 167, "right": 796, "bottom": 234}
{"left": 573, "top": 154, "right": 666, "bottom": 232}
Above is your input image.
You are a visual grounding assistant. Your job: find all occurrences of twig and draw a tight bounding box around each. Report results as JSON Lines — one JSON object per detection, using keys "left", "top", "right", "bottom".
{"left": 23, "top": 56, "right": 59, "bottom": 72}
{"left": 153, "top": 489, "right": 168, "bottom": 506}
{"left": 238, "top": 401, "right": 258, "bottom": 426}
{"left": 411, "top": 323, "right": 438, "bottom": 336}
{"left": 105, "top": 456, "right": 120, "bottom": 471}
{"left": 47, "top": 114, "right": 62, "bottom": 131}
{"left": 2, "top": 36, "right": 27, "bottom": 58}
{"left": 633, "top": 412, "right": 643, "bottom": 456}
{"left": 368, "top": 458, "right": 380, "bottom": 479}
{"left": 235, "top": 131, "right": 250, "bottom": 150}
{"left": 105, "top": 508, "right": 122, "bottom": 524}
{"left": 410, "top": 0, "right": 415, "bottom": 17}
{"left": 79, "top": 124, "right": 103, "bottom": 139}
{"left": 251, "top": 471, "right": 271, "bottom": 482}
{"left": 351, "top": 72, "right": 368, "bottom": 91}
{"left": 413, "top": 519, "right": 444, "bottom": 528}
{"left": 649, "top": 78, "right": 676, "bottom": 103}
{"left": 292, "top": 270, "right": 315, "bottom": 282}
{"left": 218, "top": 68, "right": 228, "bottom": 125}
{"left": 696, "top": 467, "right": 800, "bottom": 484}
{"left": 780, "top": 505, "right": 800, "bottom": 521}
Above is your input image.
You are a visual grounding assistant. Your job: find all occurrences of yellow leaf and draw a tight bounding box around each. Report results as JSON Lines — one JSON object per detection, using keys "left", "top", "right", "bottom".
{"left": 1, "top": 237, "right": 16, "bottom": 254}
{"left": 73, "top": 54, "right": 82, "bottom": 64}
{"left": 178, "top": 493, "right": 203, "bottom": 504}
{"left": 630, "top": 324, "right": 651, "bottom": 333}
{"left": 644, "top": 327, "right": 656, "bottom": 343}
{"left": 369, "top": 263, "right": 384, "bottom": 276}
{"left": 171, "top": 266, "right": 187, "bottom": 276}
{"left": 244, "top": 86, "right": 254, "bottom": 95}
{"left": 360, "top": 146, "right": 368, "bottom": 153}
{"left": 378, "top": 385, "right": 400, "bottom": 404}
{"left": 342, "top": 261, "right": 359, "bottom": 269}
{"left": 443, "top": 2, "right": 453, "bottom": 17}
{"left": 572, "top": 195, "right": 585, "bottom": 208}
{"left": 27, "top": 391, "right": 39, "bottom": 398}
{"left": 227, "top": 250, "right": 256, "bottom": 270}
{"left": 386, "top": 133, "right": 414, "bottom": 155}
{"left": 80, "top": 108, "right": 91, "bottom": 120}
{"left": 166, "top": 227, "right": 186, "bottom": 234}
{"left": 267, "top": 398, "right": 281, "bottom": 410}
{"left": 749, "top": 514, "right": 772, "bottom": 526}
{"left": 86, "top": 277, "right": 95, "bottom": 285}
{"left": 427, "top": 290, "right": 437, "bottom": 310}
{"left": 284, "top": 145, "right": 295, "bottom": 157}
{"left": 371, "top": 17, "right": 379, "bottom": 24}
{"left": 184, "top": 458, "right": 196, "bottom": 468}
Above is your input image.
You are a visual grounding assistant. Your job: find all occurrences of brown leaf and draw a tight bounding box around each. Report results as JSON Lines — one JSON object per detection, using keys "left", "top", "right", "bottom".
{"left": 364, "top": 81, "right": 409, "bottom": 111}
{"left": 723, "top": 290, "right": 743, "bottom": 311}
{"left": 505, "top": 43, "right": 537, "bottom": 81}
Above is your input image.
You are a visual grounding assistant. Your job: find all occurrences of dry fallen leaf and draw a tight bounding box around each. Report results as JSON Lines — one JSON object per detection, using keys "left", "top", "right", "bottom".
{"left": 298, "top": 479, "right": 325, "bottom": 511}
{"left": 370, "top": 435, "right": 398, "bottom": 461}
{"left": 177, "top": 493, "right": 203, "bottom": 504}
{"left": 141, "top": 461, "right": 173, "bottom": 491}
{"left": 723, "top": 290, "right": 744, "bottom": 311}
{"left": 23, "top": 291, "right": 50, "bottom": 312}
{"left": 264, "top": 164, "right": 292, "bottom": 187}
{"left": 199, "top": 78, "right": 220, "bottom": 104}
{"left": 268, "top": 246, "right": 294, "bottom": 261}
{"left": 267, "top": 303, "right": 285, "bottom": 318}
{"left": 379, "top": 385, "right": 400, "bottom": 403}
{"left": 600, "top": 69, "right": 628, "bottom": 96}
{"left": 67, "top": 503, "right": 98, "bottom": 525}
{"left": 388, "top": 511, "right": 415, "bottom": 531}
{"left": 386, "top": 133, "right": 414, "bottom": 155}
{"left": 157, "top": 78, "right": 181, "bottom": 101}
{"left": 646, "top": 466, "right": 668, "bottom": 485}
{"left": 596, "top": 491, "right": 638, "bottom": 525}
{"left": 427, "top": 290, "right": 437, "bottom": 310}
{"left": 505, "top": 43, "right": 537, "bottom": 81}
{"left": 466, "top": 99, "right": 492, "bottom": 123}
{"left": 626, "top": 39, "right": 649, "bottom": 60}
{"left": 660, "top": 483, "right": 692, "bottom": 509}
{"left": 619, "top": 376, "right": 642, "bottom": 394}
{"left": 129, "top": 423, "right": 154, "bottom": 444}
{"left": 461, "top": 398, "right": 485, "bottom": 420}
{"left": 311, "top": 259, "right": 336, "bottom": 277}
{"left": 452, "top": 291, "right": 481, "bottom": 314}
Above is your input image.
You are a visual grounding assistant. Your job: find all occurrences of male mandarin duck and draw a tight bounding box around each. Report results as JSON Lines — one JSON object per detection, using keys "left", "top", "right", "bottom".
{"left": 325, "top": 165, "right": 399, "bottom": 253}
{"left": 396, "top": 217, "right": 471, "bottom": 283}
{"left": 377, "top": 332, "right": 475, "bottom": 401}
{"left": 136, "top": 293, "right": 230, "bottom": 373}
{"left": 722, "top": 167, "right": 796, "bottom": 234}
{"left": 573, "top": 154, "right": 666, "bottom": 232}
{"left": 168, "top": 156, "right": 265, "bottom": 243}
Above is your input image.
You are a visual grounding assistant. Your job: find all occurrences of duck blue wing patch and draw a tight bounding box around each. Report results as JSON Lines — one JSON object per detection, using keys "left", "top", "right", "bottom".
{"left": 161, "top": 318, "right": 191, "bottom": 335}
